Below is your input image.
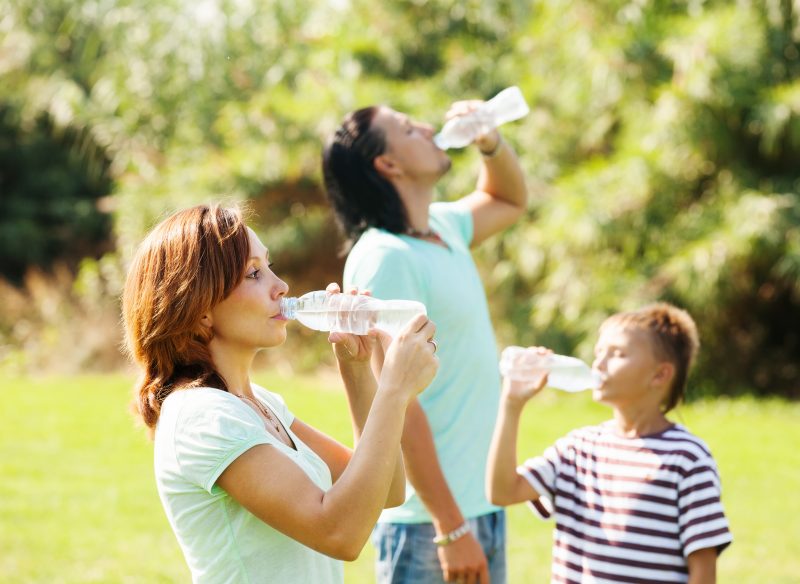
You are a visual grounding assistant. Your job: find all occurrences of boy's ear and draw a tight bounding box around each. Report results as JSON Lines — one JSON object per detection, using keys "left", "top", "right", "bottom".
{"left": 653, "top": 362, "right": 675, "bottom": 388}
{"left": 374, "top": 154, "right": 401, "bottom": 179}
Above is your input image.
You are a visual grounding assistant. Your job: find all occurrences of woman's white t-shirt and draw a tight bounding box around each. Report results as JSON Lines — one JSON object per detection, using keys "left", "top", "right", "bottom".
{"left": 154, "top": 384, "right": 343, "bottom": 584}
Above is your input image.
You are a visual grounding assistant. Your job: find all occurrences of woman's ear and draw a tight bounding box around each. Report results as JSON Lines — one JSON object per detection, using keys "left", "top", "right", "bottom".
{"left": 199, "top": 313, "right": 213, "bottom": 330}
{"left": 374, "top": 154, "right": 401, "bottom": 179}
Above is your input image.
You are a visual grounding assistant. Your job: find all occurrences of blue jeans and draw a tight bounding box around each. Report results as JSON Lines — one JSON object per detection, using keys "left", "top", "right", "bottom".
{"left": 372, "top": 510, "right": 506, "bottom": 584}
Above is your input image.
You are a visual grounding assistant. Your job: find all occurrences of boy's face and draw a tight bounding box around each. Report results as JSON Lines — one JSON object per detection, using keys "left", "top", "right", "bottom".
{"left": 591, "top": 325, "right": 670, "bottom": 409}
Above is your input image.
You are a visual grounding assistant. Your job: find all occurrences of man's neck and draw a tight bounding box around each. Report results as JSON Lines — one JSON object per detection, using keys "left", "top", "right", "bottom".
{"left": 395, "top": 181, "right": 435, "bottom": 232}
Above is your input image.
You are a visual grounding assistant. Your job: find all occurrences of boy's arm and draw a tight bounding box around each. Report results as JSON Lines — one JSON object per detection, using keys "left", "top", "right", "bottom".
{"left": 687, "top": 547, "right": 717, "bottom": 584}
{"left": 486, "top": 392, "right": 540, "bottom": 505}
{"left": 486, "top": 368, "right": 549, "bottom": 506}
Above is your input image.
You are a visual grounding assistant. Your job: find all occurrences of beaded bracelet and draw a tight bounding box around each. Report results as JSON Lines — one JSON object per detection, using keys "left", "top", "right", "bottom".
{"left": 432, "top": 522, "right": 471, "bottom": 547}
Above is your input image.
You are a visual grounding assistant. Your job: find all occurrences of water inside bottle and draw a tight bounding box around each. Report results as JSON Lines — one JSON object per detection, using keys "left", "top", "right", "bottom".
{"left": 293, "top": 297, "right": 425, "bottom": 337}
{"left": 372, "top": 301, "right": 427, "bottom": 337}
{"left": 499, "top": 347, "right": 600, "bottom": 392}
{"left": 546, "top": 356, "right": 602, "bottom": 392}
{"left": 290, "top": 293, "right": 369, "bottom": 334}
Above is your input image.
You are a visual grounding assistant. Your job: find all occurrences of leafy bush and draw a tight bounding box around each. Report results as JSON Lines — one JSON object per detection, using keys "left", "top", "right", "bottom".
{"left": 0, "top": 106, "right": 112, "bottom": 282}
{"left": 0, "top": 0, "right": 798, "bottom": 396}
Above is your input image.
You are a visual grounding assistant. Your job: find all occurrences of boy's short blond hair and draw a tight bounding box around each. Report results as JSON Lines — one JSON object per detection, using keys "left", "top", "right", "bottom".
{"left": 600, "top": 303, "right": 700, "bottom": 412}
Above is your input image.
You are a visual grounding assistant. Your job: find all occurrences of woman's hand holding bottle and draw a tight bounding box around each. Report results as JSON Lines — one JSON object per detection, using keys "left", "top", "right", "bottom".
{"left": 320, "top": 282, "right": 437, "bottom": 400}
{"left": 325, "top": 283, "right": 378, "bottom": 366}
{"left": 379, "top": 315, "right": 439, "bottom": 402}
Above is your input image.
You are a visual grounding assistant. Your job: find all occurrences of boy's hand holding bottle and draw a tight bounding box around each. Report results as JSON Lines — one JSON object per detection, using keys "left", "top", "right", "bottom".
{"left": 500, "top": 346, "right": 552, "bottom": 407}
{"left": 499, "top": 346, "right": 601, "bottom": 406}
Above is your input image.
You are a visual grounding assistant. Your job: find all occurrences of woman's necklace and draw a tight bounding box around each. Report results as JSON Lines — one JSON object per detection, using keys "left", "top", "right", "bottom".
{"left": 239, "top": 395, "right": 282, "bottom": 434}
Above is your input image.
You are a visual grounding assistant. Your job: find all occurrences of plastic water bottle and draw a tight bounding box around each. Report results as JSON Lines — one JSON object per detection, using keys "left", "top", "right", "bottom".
{"left": 433, "top": 86, "right": 530, "bottom": 150}
{"left": 499, "top": 346, "right": 601, "bottom": 392}
{"left": 280, "top": 291, "right": 427, "bottom": 337}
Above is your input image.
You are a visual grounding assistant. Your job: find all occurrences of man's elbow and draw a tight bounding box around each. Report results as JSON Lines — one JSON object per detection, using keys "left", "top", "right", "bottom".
{"left": 509, "top": 196, "right": 527, "bottom": 220}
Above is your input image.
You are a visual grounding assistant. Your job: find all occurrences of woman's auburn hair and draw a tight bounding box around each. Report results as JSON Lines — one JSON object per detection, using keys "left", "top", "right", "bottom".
{"left": 122, "top": 204, "right": 250, "bottom": 436}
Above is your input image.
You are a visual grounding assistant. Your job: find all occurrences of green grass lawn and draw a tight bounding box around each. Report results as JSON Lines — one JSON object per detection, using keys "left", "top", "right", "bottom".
{"left": 2, "top": 372, "right": 799, "bottom": 583}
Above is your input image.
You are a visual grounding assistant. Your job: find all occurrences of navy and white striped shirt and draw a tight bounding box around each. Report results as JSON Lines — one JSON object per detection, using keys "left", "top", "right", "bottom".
{"left": 519, "top": 422, "right": 732, "bottom": 583}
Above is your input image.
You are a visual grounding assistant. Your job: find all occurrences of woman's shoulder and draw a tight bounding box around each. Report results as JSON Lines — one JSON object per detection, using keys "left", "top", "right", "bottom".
{"left": 157, "top": 386, "right": 271, "bottom": 452}
{"left": 163, "top": 386, "right": 237, "bottom": 408}
{"left": 161, "top": 387, "right": 251, "bottom": 426}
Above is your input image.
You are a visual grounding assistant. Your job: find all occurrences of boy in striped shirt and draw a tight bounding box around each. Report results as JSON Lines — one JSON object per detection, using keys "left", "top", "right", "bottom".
{"left": 487, "top": 303, "right": 732, "bottom": 583}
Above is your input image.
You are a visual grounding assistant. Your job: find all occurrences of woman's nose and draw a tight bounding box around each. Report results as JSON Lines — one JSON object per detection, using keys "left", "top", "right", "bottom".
{"left": 272, "top": 276, "right": 289, "bottom": 299}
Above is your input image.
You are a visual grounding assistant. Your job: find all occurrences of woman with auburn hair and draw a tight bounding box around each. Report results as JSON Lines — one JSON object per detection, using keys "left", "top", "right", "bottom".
{"left": 122, "top": 203, "right": 439, "bottom": 583}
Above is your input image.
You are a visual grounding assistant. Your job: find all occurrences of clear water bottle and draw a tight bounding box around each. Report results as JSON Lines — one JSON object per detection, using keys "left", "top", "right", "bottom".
{"left": 499, "top": 346, "right": 601, "bottom": 392}
{"left": 433, "top": 86, "right": 530, "bottom": 150}
{"left": 280, "top": 291, "right": 427, "bottom": 337}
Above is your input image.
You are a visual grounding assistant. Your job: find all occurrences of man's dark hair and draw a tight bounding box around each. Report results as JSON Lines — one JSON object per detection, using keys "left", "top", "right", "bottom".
{"left": 322, "top": 106, "right": 409, "bottom": 250}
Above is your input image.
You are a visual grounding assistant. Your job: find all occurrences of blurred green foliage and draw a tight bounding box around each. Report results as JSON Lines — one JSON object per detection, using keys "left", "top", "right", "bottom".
{"left": 0, "top": 0, "right": 798, "bottom": 396}
{"left": 0, "top": 106, "right": 112, "bottom": 282}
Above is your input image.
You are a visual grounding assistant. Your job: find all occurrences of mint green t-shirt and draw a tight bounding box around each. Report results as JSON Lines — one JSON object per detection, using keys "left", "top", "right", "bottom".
{"left": 154, "top": 384, "right": 343, "bottom": 584}
{"left": 344, "top": 202, "right": 501, "bottom": 523}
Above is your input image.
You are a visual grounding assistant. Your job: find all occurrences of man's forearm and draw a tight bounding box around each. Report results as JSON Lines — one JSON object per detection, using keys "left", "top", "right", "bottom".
{"left": 401, "top": 399, "right": 464, "bottom": 532}
{"left": 477, "top": 136, "right": 527, "bottom": 209}
{"left": 339, "top": 360, "right": 406, "bottom": 504}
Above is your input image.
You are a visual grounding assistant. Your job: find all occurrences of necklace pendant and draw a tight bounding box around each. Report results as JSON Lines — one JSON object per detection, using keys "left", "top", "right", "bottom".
{"left": 241, "top": 395, "right": 282, "bottom": 434}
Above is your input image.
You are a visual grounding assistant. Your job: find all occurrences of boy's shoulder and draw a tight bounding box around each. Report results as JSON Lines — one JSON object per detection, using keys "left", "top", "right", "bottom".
{"left": 654, "top": 423, "right": 714, "bottom": 457}
{"left": 565, "top": 422, "right": 716, "bottom": 462}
